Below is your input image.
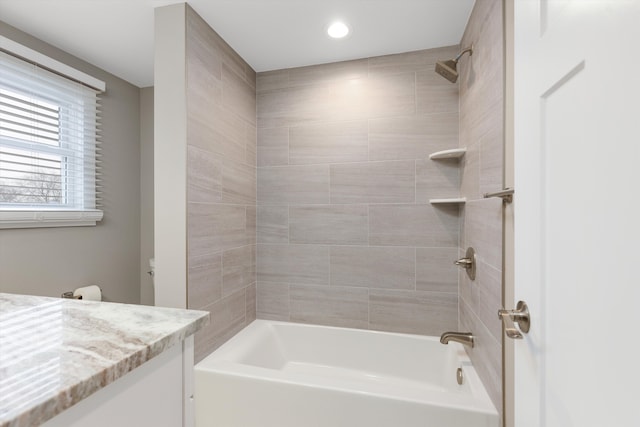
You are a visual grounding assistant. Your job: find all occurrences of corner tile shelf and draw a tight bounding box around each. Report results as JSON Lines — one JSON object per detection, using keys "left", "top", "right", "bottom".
{"left": 428, "top": 148, "right": 466, "bottom": 160}
{"left": 429, "top": 197, "right": 467, "bottom": 205}
{"left": 428, "top": 147, "right": 466, "bottom": 205}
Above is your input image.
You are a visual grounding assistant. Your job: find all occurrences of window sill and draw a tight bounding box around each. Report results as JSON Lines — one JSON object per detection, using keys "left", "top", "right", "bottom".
{"left": 0, "top": 210, "right": 103, "bottom": 229}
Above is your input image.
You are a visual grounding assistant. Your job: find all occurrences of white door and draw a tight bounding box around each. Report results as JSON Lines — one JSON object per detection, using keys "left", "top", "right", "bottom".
{"left": 513, "top": 1, "right": 640, "bottom": 426}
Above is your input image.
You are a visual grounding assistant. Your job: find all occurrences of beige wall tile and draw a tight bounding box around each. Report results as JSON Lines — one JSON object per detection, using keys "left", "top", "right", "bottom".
{"left": 369, "top": 204, "right": 459, "bottom": 247}
{"left": 460, "top": 1, "right": 495, "bottom": 59}
{"left": 187, "top": 252, "right": 222, "bottom": 310}
{"left": 187, "top": 145, "right": 222, "bottom": 204}
{"left": 185, "top": 5, "right": 256, "bottom": 362}
{"left": 189, "top": 104, "right": 247, "bottom": 163}
{"left": 416, "top": 71, "right": 459, "bottom": 115}
{"left": 290, "top": 285, "right": 369, "bottom": 329}
{"left": 254, "top": 44, "right": 472, "bottom": 339}
{"left": 214, "top": 31, "right": 252, "bottom": 89}
{"left": 461, "top": 5, "right": 503, "bottom": 113}
{"left": 464, "top": 199, "right": 502, "bottom": 269}
{"left": 187, "top": 60, "right": 222, "bottom": 102}
{"left": 258, "top": 165, "right": 330, "bottom": 205}
{"left": 369, "top": 113, "right": 459, "bottom": 161}
{"left": 288, "top": 59, "right": 368, "bottom": 87}
{"left": 257, "top": 69, "right": 289, "bottom": 93}
{"left": 246, "top": 283, "right": 257, "bottom": 323}
{"left": 458, "top": 246, "right": 473, "bottom": 307}
{"left": 458, "top": 0, "right": 504, "bottom": 416}
{"left": 330, "top": 160, "right": 415, "bottom": 204}
{"left": 187, "top": 61, "right": 222, "bottom": 115}
{"left": 369, "top": 289, "right": 457, "bottom": 335}
{"left": 244, "top": 65, "right": 257, "bottom": 90}
{"left": 257, "top": 84, "right": 332, "bottom": 129}
{"left": 223, "top": 245, "right": 256, "bottom": 297}
{"left": 245, "top": 206, "right": 257, "bottom": 245}
{"left": 222, "top": 62, "right": 256, "bottom": 125}
{"left": 244, "top": 123, "right": 257, "bottom": 166}
{"left": 330, "top": 246, "right": 415, "bottom": 290}
{"left": 416, "top": 248, "right": 459, "bottom": 293}
{"left": 257, "top": 206, "right": 288, "bottom": 243}
{"left": 257, "top": 244, "right": 329, "bottom": 286}
{"left": 186, "top": 7, "right": 223, "bottom": 80}
{"left": 479, "top": 101, "right": 504, "bottom": 195}
{"left": 194, "top": 323, "right": 216, "bottom": 364}
{"left": 187, "top": 91, "right": 220, "bottom": 146}
{"left": 188, "top": 203, "right": 249, "bottom": 257}
{"left": 194, "top": 288, "right": 247, "bottom": 363}
{"left": 368, "top": 50, "right": 431, "bottom": 76}
{"left": 323, "top": 77, "right": 370, "bottom": 122}
{"left": 368, "top": 46, "right": 459, "bottom": 76}
{"left": 475, "top": 262, "right": 502, "bottom": 342}
{"left": 257, "top": 89, "right": 289, "bottom": 129}
{"left": 289, "top": 120, "right": 368, "bottom": 165}
{"left": 289, "top": 205, "right": 368, "bottom": 245}
{"left": 261, "top": 73, "right": 416, "bottom": 127}
{"left": 415, "top": 158, "right": 460, "bottom": 202}
{"left": 257, "top": 281, "right": 290, "bottom": 321}
{"left": 366, "top": 73, "right": 416, "bottom": 119}
{"left": 221, "top": 160, "right": 256, "bottom": 204}
{"left": 257, "top": 127, "right": 289, "bottom": 167}
{"left": 459, "top": 258, "right": 502, "bottom": 341}
{"left": 459, "top": 298, "right": 501, "bottom": 412}
{"left": 460, "top": 136, "right": 480, "bottom": 200}
{"left": 210, "top": 105, "right": 250, "bottom": 157}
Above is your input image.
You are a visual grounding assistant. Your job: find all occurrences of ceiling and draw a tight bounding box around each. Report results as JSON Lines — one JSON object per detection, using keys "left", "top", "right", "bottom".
{"left": 0, "top": 0, "right": 475, "bottom": 88}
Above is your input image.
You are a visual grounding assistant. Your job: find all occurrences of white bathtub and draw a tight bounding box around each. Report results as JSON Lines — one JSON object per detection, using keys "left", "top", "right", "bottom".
{"left": 195, "top": 320, "right": 498, "bottom": 427}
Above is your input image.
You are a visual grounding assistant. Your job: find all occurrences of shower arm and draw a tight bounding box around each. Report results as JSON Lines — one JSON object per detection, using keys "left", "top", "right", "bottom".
{"left": 454, "top": 47, "right": 473, "bottom": 62}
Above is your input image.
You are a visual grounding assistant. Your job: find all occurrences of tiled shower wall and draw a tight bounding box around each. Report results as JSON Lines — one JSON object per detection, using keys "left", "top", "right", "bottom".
{"left": 184, "top": 7, "right": 257, "bottom": 363}
{"left": 458, "top": 0, "right": 504, "bottom": 413}
{"left": 256, "top": 47, "right": 462, "bottom": 334}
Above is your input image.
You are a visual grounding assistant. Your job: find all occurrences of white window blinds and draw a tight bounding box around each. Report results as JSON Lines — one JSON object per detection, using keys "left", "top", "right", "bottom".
{"left": 0, "top": 49, "right": 102, "bottom": 213}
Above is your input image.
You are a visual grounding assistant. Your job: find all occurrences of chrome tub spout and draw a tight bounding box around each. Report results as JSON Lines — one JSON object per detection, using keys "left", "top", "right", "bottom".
{"left": 440, "top": 332, "right": 474, "bottom": 348}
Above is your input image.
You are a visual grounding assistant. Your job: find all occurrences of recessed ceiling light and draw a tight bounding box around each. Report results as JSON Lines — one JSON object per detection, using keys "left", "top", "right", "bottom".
{"left": 327, "top": 21, "right": 350, "bottom": 39}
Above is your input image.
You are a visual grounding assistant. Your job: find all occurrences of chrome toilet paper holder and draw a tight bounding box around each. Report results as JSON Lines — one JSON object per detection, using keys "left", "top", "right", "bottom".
{"left": 61, "top": 291, "right": 82, "bottom": 299}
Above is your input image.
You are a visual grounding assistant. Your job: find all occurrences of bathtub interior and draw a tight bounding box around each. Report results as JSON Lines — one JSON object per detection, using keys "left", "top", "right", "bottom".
{"left": 202, "top": 320, "right": 493, "bottom": 406}
{"left": 195, "top": 320, "right": 499, "bottom": 427}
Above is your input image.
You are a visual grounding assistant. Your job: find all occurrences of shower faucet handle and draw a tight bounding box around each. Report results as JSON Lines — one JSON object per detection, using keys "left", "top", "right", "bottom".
{"left": 454, "top": 247, "right": 476, "bottom": 280}
{"left": 454, "top": 258, "right": 472, "bottom": 267}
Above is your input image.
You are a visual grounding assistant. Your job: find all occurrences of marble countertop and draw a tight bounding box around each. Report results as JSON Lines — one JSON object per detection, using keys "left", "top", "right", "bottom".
{"left": 0, "top": 293, "right": 208, "bottom": 427}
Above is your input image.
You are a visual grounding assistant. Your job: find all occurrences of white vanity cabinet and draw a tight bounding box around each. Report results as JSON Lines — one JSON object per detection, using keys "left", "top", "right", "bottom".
{"left": 0, "top": 294, "right": 207, "bottom": 427}
{"left": 43, "top": 337, "right": 194, "bottom": 427}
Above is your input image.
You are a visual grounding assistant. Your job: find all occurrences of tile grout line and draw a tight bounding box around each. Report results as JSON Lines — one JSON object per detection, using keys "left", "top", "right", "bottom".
{"left": 414, "top": 247, "right": 417, "bottom": 291}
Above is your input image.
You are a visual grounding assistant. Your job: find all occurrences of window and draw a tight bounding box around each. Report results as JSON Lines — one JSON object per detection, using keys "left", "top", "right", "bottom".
{"left": 0, "top": 45, "right": 104, "bottom": 228}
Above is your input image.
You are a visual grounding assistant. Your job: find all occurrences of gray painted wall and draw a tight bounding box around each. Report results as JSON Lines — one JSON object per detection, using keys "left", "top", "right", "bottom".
{"left": 0, "top": 21, "right": 142, "bottom": 304}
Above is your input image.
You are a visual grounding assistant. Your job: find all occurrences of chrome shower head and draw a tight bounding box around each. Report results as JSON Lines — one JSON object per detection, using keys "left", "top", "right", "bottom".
{"left": 434, "top": 46, "right": 473, "bottom": 83}
{"left": 435, "top": 59, "right": 459, "bottom": 83}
